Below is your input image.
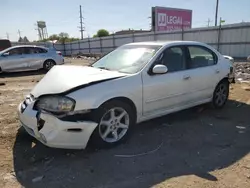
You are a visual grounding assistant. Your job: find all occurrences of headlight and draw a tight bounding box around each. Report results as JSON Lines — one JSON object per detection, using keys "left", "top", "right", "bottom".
{"left": 35, "top": 96, "right": 75, "bottom": 113}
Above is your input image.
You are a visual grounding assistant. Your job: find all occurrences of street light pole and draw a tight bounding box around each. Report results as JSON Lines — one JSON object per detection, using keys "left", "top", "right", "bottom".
{"left": 215, "top": 0, "right": 219, "bottom": 26}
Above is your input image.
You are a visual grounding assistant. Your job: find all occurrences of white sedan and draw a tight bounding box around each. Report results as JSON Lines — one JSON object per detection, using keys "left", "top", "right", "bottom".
{"left": 18, "top": 41, "right": 234, "bottom": 149}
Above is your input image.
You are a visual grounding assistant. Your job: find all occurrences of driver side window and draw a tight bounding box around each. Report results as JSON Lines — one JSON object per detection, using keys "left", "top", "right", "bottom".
{"left": 8, "top": 48, "right": 23, "bottom": 56}
{"left": 157, "top": 46, "right": 186, "bottom": 72}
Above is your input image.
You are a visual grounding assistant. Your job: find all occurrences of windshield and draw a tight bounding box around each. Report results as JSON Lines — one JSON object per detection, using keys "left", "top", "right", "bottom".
{"left": 92, "top": 45, "right": 161, "bottom": 73}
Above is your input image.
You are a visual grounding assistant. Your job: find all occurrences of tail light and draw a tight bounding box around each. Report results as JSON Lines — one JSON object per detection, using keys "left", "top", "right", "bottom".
{"left": 57, "top": 51, "right": 62, "bottom": 56}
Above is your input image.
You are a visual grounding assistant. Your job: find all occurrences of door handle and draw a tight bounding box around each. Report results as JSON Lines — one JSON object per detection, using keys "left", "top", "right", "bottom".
{"left": 183, "top": 75, "right": 191, "bottom": 80}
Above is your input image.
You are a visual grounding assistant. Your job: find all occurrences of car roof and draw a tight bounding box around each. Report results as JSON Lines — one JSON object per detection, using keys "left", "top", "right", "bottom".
{"left": 125, "top": 40, "right": 207, "bottom": 46}
{"left": 11, "top": 45, "right": 47, "bottom": 48}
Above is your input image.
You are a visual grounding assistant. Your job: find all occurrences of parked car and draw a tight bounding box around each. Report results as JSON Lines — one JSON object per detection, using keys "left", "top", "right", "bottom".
{"left": 0, "top": 45, "right": 64, "bottom": 73}
{"left": 0, "top": 39, "right": 11, "bottom": 51}
{"left": 18, "top": 41, "right": 234, "bottom": 149}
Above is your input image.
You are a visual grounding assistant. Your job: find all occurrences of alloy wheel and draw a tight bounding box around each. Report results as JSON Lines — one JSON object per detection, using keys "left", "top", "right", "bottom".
{"left": 99, "top": 107, "right": 129, "bottom": 143}
{"left": 214, "top": 83, "right": 228, "bottom": 106}
{"left": 44, "top": 61, "right": 55, "bottom": 70}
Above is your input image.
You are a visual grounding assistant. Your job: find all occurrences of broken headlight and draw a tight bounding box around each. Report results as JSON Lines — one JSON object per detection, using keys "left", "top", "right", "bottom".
{"left": 35, "top": 96, "right": 75, "bottom": 113}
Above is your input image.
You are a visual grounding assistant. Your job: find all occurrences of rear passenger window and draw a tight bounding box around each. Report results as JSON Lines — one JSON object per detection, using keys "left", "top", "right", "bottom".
{"left": 36, "top": 48, "right": 47, "bottom": 53}
{"left": 188, "top": 46, "right": 217, "bottom": 69}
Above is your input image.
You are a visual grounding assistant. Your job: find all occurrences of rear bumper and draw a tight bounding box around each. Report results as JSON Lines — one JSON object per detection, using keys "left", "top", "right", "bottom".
{"left": 18, "top": 100, "right": 98, "bottom": 149}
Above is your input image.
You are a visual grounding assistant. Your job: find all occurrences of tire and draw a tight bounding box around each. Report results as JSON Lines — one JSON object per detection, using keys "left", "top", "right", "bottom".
{"left": 43, "top": 60, "right": 56, "bottom": 71}
{"left": 89, "top": 100, "right": 136, "bottom": 148}
{"left": 212, "top": 80, "right": 229, "bottom": 109}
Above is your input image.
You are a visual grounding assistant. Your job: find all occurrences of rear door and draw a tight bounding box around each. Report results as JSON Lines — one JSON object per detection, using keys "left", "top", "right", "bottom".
{"left": 25, "top": 47, "right": 46, "bottom": 70}
{"left": 183, "top": 45, "right": 220, "bottom": 103}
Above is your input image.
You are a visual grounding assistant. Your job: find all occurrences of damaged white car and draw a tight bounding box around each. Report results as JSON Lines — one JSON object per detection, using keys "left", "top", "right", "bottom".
{"left": 18, "top": 41, "right": 234, "bottom": 149}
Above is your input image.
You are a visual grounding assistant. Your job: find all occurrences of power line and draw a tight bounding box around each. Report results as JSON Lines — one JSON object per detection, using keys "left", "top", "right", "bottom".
{"left": 206, "top": 18, "right": 213, "bottom": 27}
{"left": 79, "top": 5, "right": 85, "bottom": 40}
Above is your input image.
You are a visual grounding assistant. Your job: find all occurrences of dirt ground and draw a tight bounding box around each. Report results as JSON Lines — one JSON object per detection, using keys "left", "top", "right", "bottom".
{"left": 0, "top": 59, "right": 250, "bottom": 188}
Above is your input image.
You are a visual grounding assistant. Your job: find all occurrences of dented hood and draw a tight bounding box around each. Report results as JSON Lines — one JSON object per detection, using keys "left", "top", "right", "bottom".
{"left": 31, "top": 65, "right": 127, "bottom": 97}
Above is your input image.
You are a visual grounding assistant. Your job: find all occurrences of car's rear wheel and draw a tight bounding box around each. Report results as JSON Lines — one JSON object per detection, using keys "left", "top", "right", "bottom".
{"left": 43, "top": 60, "right": 56, "bottom": 71}
{"left": 90, "top": 100, "right": 135, "bottom": 148}
{"left": 212, "top": 80, "right": 229, "bottom": 108}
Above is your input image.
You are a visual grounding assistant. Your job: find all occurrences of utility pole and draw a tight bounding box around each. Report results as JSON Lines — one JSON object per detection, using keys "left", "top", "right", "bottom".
{"left": 18, "top": 29, "right": 22, "bottom": 38}
{"left": 6, "top": 32, "right": 9, "bottom": 40}
{"left": 206, "top": 18, "right": 212, "bottom": 27}
{"left": 215, "top": 0, "right": 219, "bottom": 26}
{"left": 79, "top": 5, "right": 84, "bottom": 40}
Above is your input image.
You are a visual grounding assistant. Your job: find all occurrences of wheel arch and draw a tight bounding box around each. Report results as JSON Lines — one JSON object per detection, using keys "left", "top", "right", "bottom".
{"left": 216, "top": 77, "right": 229, "bottom": 86}
{"left": 44, "top": 58, "right": 56, "bottom": 64}
{"left": 98, "top": 96, "right": 137, "bottom": 121}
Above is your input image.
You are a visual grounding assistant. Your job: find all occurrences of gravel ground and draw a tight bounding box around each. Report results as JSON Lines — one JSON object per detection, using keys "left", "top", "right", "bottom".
{"left": 0, "top": 59, "right": 250, "bottom": 188}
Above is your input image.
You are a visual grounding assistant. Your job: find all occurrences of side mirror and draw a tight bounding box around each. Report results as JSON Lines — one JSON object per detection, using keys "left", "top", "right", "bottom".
{"left": 152, "top": 64, "right": 168, "bottom": 74}
{"left": 2, "top": 52, "right": 9, "bottom": 57}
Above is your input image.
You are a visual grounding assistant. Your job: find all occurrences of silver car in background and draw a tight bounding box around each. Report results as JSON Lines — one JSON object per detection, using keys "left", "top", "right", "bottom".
{"left": 0, "top": 45, "right": 64, "bottom": 73}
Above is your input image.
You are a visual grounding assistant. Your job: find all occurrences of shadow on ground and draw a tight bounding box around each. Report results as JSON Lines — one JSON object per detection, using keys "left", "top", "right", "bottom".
{"left": 13, "top": 100, "right": 250, "bottom": 188}
{"left": 0, "top": 70, "right": 47, "bottom": 78}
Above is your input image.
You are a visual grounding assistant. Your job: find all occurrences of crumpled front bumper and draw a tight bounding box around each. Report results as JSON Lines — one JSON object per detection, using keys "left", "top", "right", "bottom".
{"left": 18, "top": 97, "right": 98, "bottom": 149}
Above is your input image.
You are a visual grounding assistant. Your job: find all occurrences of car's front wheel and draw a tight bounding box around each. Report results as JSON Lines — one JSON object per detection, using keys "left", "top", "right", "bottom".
{"left": 212, "top": 80, "right": 229, "bottom": 108}
{"left": 90, "top": 100, "right": 135, "bottom": 148}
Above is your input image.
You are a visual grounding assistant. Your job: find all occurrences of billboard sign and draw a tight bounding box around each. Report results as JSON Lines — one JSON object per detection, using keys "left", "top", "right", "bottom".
{"left": 152, "top": 7, "right": 192, "bottom": 32}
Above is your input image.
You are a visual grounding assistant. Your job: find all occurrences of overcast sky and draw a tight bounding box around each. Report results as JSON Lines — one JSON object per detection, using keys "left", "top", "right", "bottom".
{"left": 1, "top": 0, "right": 250, "bottom": 41}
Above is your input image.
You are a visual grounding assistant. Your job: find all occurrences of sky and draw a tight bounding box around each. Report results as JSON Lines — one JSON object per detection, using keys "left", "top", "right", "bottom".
{"left": 1, "top": 0, "right": 250, "bottom": 41}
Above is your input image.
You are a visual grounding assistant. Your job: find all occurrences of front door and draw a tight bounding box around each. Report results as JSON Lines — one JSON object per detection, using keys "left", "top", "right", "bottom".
{"left": 1, "top": 47, "right": 27, "bottom": 72}
{"left": 142, "top": 46, "right": 192, "bottom": 117}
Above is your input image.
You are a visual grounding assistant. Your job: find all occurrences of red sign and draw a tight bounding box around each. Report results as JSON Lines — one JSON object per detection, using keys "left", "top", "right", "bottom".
{"left": 154, "top": 7, "right": 192, "bottom": 32}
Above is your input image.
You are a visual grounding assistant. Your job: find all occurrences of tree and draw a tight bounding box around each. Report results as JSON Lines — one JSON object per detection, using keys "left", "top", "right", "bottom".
{"left": 23, "top": 36, "right": 29, "bottom": 42}
{"left": 18, "top": 37, "right": 23, "bottom": 42}
{"left": 37, "top": 32, "right": 79, "bottom": 43}
{"left": 48, "top": 34, "right": 59, "bottom": 41}
{"left": 95, "top": 29, "right": 109, "bottom": 37}
{"left": 58, "top": 32, "right": 69, "bottom": 38}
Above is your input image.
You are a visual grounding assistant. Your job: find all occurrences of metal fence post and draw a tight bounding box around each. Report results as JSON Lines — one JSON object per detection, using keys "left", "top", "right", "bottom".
{"left": 63, "top": 42, "right": 66, "bottom": 56}
{"left": 88, "top": 36, "right": 91, "bottom": 54}
{"left": 132, "top": 31, "right": 135, "bottom": 42}
{"left": 100, "top": 37, "right": 103, "bottom": 54}
{"left": 78, "top": 40, "right": 81, "bottom": 54}
{"left": 70, "top": 42, "right": 72, "bottom": 56}
{"left": 153, "top": 30, "right": 156, "bottom": 41}
{"left": 112, "top": 33, "right": 116, "bottom": 50}
{"left": 181, "top": 25, "right": 184, "bottom": 40}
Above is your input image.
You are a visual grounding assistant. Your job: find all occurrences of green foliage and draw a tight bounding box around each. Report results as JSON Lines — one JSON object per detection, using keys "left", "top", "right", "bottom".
{"left": 94, "top": 29, "right": 109, "bottom": 37}
{"left": 37, "top": 32, "right": 79, "bottom": 43}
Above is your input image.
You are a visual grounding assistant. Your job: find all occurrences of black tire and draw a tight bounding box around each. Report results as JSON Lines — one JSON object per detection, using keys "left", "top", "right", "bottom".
{"left": 43, "top": 60, "right": 56, "bottom": 71}
{"left": 212, "top": 80, "right": 229, "bottom": 109}
{"left": 89, "top": 100, "right": 136, "bottom": 149}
